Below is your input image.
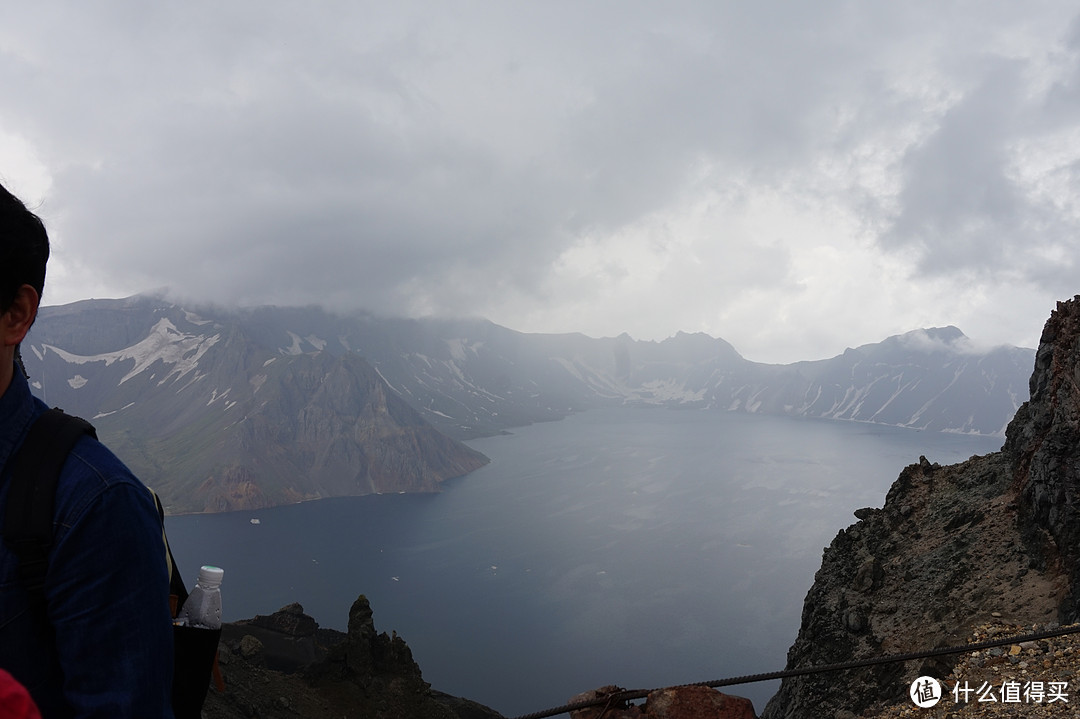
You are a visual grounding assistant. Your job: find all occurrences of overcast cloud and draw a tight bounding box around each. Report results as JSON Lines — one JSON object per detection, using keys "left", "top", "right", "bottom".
{"left": 2, "top": 2, "right": 1080, "bottom": 362}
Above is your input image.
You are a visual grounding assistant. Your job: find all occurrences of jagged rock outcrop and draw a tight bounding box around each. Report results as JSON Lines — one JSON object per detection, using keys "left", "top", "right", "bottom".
{"left": 222, "top": 602, "right": 332, "bottom": 672}
{"left": 204, "top": 597, "right": 504, "bottom": 719}
{"left": 762, "top": 297, "right": 1080, "bottom": 719}
{"left": 1007, "top": 298, "right": 1080, "bottom": 620}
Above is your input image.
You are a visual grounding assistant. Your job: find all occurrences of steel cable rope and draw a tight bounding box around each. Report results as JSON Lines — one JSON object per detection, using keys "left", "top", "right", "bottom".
{"left": 510, "top": 622, "right": 1080, "bottom": 719}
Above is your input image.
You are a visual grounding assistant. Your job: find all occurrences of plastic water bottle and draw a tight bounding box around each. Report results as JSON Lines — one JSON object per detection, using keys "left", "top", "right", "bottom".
{"left": 177, "top": 566, "right": 224, "bottom": 630}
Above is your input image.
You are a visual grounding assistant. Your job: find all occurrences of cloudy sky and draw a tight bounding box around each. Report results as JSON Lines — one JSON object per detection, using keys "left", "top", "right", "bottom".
{"left": 3, "top": 2, "right": 1080, "bottom": 363}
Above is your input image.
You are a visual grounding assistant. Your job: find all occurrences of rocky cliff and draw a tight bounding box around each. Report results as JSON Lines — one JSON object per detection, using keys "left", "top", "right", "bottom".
{"left": 762, "top": 297, "right": 1080, "bottom": 718}
{"left": 1007, "top": 297, "right": 1080, "bottom": 621}
{"left": 203, "top": 596, "right": 504, "bottom": 719}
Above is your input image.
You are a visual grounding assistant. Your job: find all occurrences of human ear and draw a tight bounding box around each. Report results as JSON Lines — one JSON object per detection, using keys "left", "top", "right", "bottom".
{"left": 0, "top": 284, "right": 40, "bottom": 348}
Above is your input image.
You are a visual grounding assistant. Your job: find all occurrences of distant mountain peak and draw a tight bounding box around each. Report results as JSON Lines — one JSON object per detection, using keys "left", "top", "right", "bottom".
{"left": 858, "top": 325, "right": 974, "bottom": 355}
{"left": 913, "top": 325, "right": 966, "bottom": 341}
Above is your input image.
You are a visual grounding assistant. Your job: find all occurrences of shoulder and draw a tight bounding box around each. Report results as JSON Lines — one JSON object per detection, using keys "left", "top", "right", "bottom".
{"left": 52, "top": 434, "right": 159, "bottom": 536}
{"left": 46, "top": 433, "right": 170, "bottom": 602}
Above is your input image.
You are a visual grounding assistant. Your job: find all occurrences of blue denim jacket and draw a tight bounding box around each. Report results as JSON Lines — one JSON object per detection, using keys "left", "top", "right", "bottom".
{"left": 0, "top": 367, "right": 174, "bottom": 718}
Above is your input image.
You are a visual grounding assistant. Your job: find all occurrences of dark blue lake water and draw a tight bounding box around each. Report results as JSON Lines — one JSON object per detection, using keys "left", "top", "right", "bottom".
{"left": 166, "top": 408, "right": 1001, "bottom": 716}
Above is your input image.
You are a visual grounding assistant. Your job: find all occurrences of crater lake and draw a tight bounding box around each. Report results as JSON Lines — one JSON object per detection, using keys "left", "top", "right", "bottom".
{"left": 167, "top": 407, "right": 1002, "bottom": 716}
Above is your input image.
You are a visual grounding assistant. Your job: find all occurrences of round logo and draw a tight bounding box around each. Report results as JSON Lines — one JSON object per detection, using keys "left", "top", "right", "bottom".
{"left": 910, "top": 676, "right": 942, "bottom": 708}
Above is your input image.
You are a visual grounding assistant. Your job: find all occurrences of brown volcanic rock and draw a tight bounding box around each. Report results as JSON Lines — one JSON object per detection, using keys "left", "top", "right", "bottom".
{"left": 568, "top": 685, "right": 757, "bottom": 719}
{"left": 646, "top": 686, "right": 757, "bottom": 718}
{"left": 762, "top": 298, "right": 1080, "bottom": 719}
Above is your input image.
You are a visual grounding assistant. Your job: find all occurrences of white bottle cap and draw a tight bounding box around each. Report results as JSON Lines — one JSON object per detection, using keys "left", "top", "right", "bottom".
{"left": 198, "top": 565, "right": 224, "bottom": 585}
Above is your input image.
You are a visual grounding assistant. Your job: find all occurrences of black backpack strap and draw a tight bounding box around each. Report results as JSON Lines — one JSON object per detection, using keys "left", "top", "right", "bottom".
{"left": 3, "top": 409, "right": 97, "bottom": 609}
{"left": 149, "top": 487, "right": 189, "bottom": 612}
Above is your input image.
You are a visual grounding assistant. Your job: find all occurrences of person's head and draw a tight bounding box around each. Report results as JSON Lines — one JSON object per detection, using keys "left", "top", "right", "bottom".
{"left": 0, "top": 182, "right": 49, "bottom": 315}
{"left": 0, "top": 182, "right": 49, "bottom": 392}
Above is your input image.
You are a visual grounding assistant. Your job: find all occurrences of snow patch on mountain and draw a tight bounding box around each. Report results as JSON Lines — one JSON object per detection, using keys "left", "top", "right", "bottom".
{"left": 280, "top": 331, "right": 327, "bottom": 355}
{"left": 93, "top": 402, "right": 135, "bottom": 420}
{"left": 281, "top": 332, "right": 305, "bottom": 355}
{"left": 43, "top": 319, "right": 220, "bottom": 386}
{"left": 183, "top": 310, "right": 212, "bottom": 326}
{"left": 373, "top": 367, "right": 400, "bottom": 394}
{"left": 207, "top": 388, "right": 232, "bottom": 406}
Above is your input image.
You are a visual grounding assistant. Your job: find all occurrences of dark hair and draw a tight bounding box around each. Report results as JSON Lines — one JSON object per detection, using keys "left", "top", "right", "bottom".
{"left": 0, "top": 182, "right": 50, "bottom": 313}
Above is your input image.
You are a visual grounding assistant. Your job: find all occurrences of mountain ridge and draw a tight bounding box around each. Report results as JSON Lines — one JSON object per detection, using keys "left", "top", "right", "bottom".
{"left": 22, "top": 295, "right": 1034, "bottom": 514}
{"left": 26, "top": 297, "right": 491, "bottom": 514}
